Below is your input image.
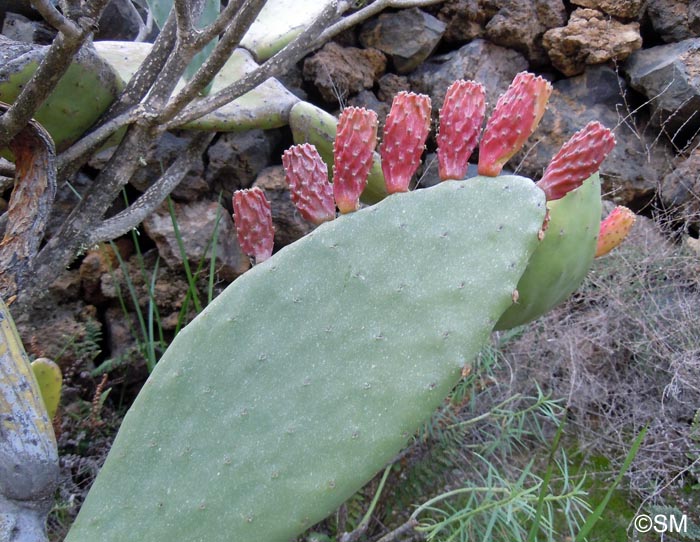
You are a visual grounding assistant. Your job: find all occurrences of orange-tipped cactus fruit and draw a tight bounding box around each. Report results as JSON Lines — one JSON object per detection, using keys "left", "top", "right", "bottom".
{"left": 282, "top": 143, "right": 336, "bottom": 225}
{"left": 478, "top": 72, "right": 552, "bottom": 177}
{"left": 596, "top": 206, "right": 636, "bottom": 257}
{"left": 232, "top": 187, "right": 274, "bottom": 262}
{"left": 380, "top": 92, "right": 432, "bottom": 194}
{"left": 332, "top": 107, "right": 378, "bottom": 214}
{"left": 437, "top": 80, "right": 485, "bottom": 181}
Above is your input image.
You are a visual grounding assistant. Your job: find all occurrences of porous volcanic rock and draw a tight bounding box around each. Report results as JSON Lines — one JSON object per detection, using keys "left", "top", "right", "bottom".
{"left": 660, "top": 143, "right": 700, "bottom": 227}
{"left": 409, "top": 38, "right": 528, "bottom": 112}
{"left": 543, "top": 8, "right": 642, "bottom": 76}
{"left": 359, "top": 8, "right": 445, "bottom": 74}
{"left": 483, "top": 0, "right": 567, "bottom": 66}
{"left": 625, "top": 38, "right": 700, "bottom": 146}
{"left": 142, "top": 199, "right": 250, "bottom": 282}
{"left": 303, "top": 42, "right": 387, "bottom": 105}
{"left": 646, "top": 0, "right": 700, "bottom": 43}
{"left": 571, "top": 0, "right": 646, "bottom": 18}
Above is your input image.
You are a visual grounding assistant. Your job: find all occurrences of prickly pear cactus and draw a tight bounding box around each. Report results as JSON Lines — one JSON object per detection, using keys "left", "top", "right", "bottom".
{"left": 0, "top": 36, "right": 123, "bottom": 152}
{"left": 30, "top": 358, "right": 62, "bottom": 421}
{"left": 65, "top": 176, "right": 547, "bottom": 542}
{"left": 0, "top": 298, "right": 58, "bottom": 542}
{"left": 495, "top": 173, "right": 601, "bottom": 330}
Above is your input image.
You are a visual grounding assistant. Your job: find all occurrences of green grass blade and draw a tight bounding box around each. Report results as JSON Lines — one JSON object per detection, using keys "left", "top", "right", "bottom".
{"left": 574, "top": 426, "right": 648, "bottom": 542}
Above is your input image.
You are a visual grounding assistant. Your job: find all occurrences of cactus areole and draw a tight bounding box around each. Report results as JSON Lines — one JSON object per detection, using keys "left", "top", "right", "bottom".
{"left": 66, "top": 177, "right": 546, "bottom": 542}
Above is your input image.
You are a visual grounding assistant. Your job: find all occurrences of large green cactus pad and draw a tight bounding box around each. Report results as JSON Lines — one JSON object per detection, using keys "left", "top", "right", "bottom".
{"left": 0, "top": 36, "right": 122, "bottom": 152}
{"left": 93, "top": 43, "right": 299, "bottom": 131}
{"left": 66, "top": 177, "right": 546, "bottom": 542}
{"left": 495, "top": 173, "right": 601, "bottom": 330}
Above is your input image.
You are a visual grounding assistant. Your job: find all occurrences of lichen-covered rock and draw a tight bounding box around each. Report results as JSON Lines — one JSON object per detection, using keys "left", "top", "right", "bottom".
{"left": 624, "top": 38, "right": 700, "bottom": 146}
{"left": 484, "top": 0, "right": 567, "bottom": 66}
{"left": 646, "top": 0, "right": 700, "bottom": 43}
{"left": 542, "top": 8, "right": 642, "bottom": 76}
{"left": 359, "top": 8, "right": 446, "bottom": 74}
{"left": 303, "top": 42, "right": 387, "bottom": 105}
{"left": 571, "top": 0, "right": 646, "bottom": 18}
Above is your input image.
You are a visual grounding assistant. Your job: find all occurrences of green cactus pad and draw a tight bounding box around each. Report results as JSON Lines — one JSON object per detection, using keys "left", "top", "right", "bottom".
{"left": 30, "top": 358, "right": 62, "bottom": 421}
{"left": 289, "top": 100, "right": 387, "bottom": 204}
{"left": 94, "top": 43, "right": 299, "bottom": 131}
{"left": 495, "top": 173, "right": 601, "bottom": 330}
{"left": 66, "top": 177, "right": 546, "bottom": 542}
{"left": 0, "top": 36, "right": 123, "bottom": 152}
{"left": 241, "top": 0, "right": 336, "bottom": 61}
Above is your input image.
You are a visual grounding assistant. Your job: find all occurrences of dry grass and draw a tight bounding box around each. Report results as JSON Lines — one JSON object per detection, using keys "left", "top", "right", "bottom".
{"left": 496, "top": 213, "right": 700, "bottom": 506}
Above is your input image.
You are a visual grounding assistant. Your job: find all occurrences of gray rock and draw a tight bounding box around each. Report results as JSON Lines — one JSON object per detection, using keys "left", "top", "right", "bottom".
{"left": 624, "top": 39, "right": 700, "bottom": 146}
{"left": 660, "top": 142, "right": 700, "bottom": 227}
{"left": 484, "top": 0, "right": 567, "bottom": 66}
{"left": 571, "top": 0, "right": 646, "bottom": 18}
{"left": 205, "top": 129, "right": 280, "bottom": 198}
{"left": 512, "top": 66, "right": 673, "bottom": 204}
{"left": 543, "top": 8, "right": 642, "bottom": 76}
{"left": 409, "top": 38, "right": 528, "bottom": 113}
{"left": 142, "top": 199, "right": 250, "bottom": 282}
{"left": 303, "top": 42, "right": 387, "bottom": 105}
{"left": 359, "top": 8, "right": 446, "bottom": 74}
{"left": 96, "top": 0, "right": 147, "bottom": 42}
{"left": 646, "top": 0, "right": 700, "bottom": 43}
{"left": 2, "top": 12, "right": 55, "bottom": 44}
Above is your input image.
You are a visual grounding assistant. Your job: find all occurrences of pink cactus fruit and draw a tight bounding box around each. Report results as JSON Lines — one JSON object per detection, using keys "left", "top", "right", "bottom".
{"left": 595, "top": 206, "right": 636, "bottom": 258}
{"left": 437, "top": 80, "right": 486, "bottom": 181}
{"left": 232, "top": 187, "right": 274, "bottom": 263}
{"left": 477, "top": 72, "right": 553, "bottom": 177}
{"left": 333, "top": 107, "right": 378, "bottom": 214}
{"left": 380, "top": 91, "right": 432, "bottom": 193}
{"left": 536, "top": 121, "right": 616, "bottom": 201}
{"left": 282, "top": 143, "right": 335, "bottom": 225}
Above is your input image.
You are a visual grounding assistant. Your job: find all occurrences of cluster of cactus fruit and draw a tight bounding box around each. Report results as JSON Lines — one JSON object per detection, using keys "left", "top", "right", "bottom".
{"left": 63, "top": 72, "right": 636, "bottom": 542}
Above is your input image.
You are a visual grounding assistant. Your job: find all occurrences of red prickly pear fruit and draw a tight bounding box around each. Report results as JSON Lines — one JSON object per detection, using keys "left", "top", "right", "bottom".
{"left": 595, "top": 206, "right": 635, "bottom": 258}
{"left": 478, "top": 72, "right": 552, "bottom": 177}
{"left": 282, "top": 143, "right": 335, "bottom": 225}
{"left": 333, "top": 107, "right": 378, "bottom": 214}
{"left": 536, "top": 121, "right": 616, "bottom": 202}
{"left": 437, "top": 80, "right": 486, "bottom": 181}
{"left": 232, "top": 187, "right": 274, "bottom": 263}
{"left": 380, "top": 91, "right": 432, "bottom": 194}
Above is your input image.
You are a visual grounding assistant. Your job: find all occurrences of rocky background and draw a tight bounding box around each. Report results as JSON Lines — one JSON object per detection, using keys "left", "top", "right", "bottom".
{"left": 1, "top": 1, "right": 699, "bottom": 537}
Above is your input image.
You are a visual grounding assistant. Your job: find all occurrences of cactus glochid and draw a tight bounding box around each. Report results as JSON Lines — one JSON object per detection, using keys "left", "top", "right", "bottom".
{"left": 65, "top": 72, "right": 621, "bottom": 542}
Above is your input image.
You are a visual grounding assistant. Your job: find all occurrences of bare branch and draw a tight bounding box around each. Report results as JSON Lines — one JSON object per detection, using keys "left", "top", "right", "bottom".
{"left": 197, "top": 0, "right": 247, "bottom": 44}
{"left": 87, "top": 131, "right": 215, "bottom": 245}
{"left": 166, "top": 0, "right": 345, "bottom": 129}
{"left": 174, "top": 0, "right": 195, "bottom": 36}
{"left": 158, "top": 0, "right": 267, "bottom": 123}
{"left": 316, "top": 0, "right": 445, "bottom": 44}
{"left": 30, "top": 0, "right": 80, "bottom": 36}
{"left": 0, "top": 0, "right": 111, "bottom": 148}
{"left": 374, "top": 518, "right": 421, "bottom": 542}
{"left": 57, "top": 108, "right": 141, "bottom": 174}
